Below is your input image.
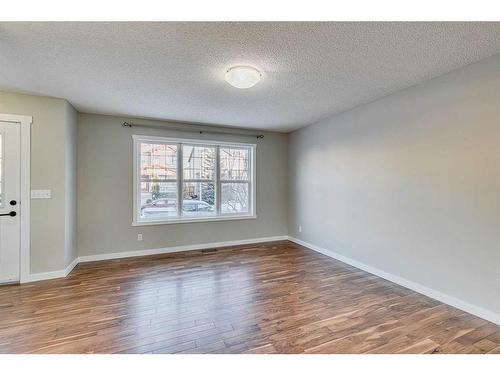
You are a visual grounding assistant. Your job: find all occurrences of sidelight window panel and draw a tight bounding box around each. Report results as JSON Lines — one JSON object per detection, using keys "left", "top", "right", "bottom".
{"left": 140, "top": 142, "right": 177, "bottom": 180}
{"left": 182, "top": 145, "right": 215, "bottom": 180}
{"left": 221, "top": 182, "right": 249, "bottom": 214}
{"left": 182, "top": 182, "right": 215, "bottom": 216}
{"left": 220, "top": 148, "right": 249, "bottom": 180}
{"left": 140, "top": 181, "right": 178, "bottom": 219}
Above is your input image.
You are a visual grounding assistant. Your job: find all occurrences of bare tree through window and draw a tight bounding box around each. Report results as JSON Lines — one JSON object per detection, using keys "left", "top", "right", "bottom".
{"left": 135, "top": 137, "right": 254, "bottom": 223}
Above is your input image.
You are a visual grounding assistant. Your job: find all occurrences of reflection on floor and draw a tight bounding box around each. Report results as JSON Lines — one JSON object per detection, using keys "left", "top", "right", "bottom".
{"left": 0, "top": 241, "right": 499, "bottom": 353}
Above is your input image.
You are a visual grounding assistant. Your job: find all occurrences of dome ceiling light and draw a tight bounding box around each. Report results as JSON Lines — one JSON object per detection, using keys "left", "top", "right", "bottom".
{"left": 225, "top": 66, "right": 262, "bottom": 89}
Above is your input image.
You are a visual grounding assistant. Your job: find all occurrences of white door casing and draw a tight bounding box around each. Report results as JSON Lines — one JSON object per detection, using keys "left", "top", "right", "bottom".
{"left": 0, "top": 114, "right": 31, "bottom": 283}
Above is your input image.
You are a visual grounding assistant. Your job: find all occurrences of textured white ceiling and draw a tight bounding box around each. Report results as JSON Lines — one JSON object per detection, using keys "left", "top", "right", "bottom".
{"left": 1, "top": 22, "right": 500, "bottom": 132}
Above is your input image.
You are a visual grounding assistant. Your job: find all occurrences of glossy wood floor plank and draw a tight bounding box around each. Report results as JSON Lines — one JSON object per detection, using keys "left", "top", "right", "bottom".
{"left": 0, "top": 240, "right": 498, "bottom": 354}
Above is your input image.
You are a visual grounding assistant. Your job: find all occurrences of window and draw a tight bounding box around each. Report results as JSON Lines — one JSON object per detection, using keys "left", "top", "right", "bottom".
{"left": 133, "top": 135, "right": 255, "bottom": 225}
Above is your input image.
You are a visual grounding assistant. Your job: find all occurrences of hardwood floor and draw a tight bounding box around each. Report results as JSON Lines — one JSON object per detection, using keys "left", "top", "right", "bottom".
{"left": 0, "top": 240, "right": 499, "bottom": 354}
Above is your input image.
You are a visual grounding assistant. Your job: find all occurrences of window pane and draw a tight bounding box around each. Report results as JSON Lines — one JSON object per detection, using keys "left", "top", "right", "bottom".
{"left": 220, "top": 148, "right": 249, "bottom": 180}
{"left": 135, "top": 137, "right": 254, "bottom": 223}
{"left": 140, "top": 181, "right": 177, "bottom": 219}
{"left": 221, "top": 183, "right": 249, "bottom": 214}
{"left": 182, "top": 182, "right": 215, "bottom": 216}
{"left": 140, "top": 142, "right": 177, "bottom": 180}
{"left": 183, "top": 145, "right": 215, "bottom": 180}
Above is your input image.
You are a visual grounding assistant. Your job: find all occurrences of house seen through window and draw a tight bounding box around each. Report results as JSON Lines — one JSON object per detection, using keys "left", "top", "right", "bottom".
{"left": 134, "top": 136, "right": 255, "bottom": 224}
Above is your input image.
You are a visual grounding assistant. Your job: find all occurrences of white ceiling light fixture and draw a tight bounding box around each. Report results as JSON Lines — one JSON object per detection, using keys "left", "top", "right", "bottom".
{"left": 225, "top": 66, "right": 262, "bottom": 89}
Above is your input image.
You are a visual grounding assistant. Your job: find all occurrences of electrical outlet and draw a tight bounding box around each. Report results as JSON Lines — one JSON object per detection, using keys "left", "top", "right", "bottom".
{"left": 31, "top": 189, "right": 52, "bottom": 199}
{"left": 137, "top": 234, "right": 143, "bottom": 241}
{"left": 298, "top": 225, "right": 302, "bottom": 233}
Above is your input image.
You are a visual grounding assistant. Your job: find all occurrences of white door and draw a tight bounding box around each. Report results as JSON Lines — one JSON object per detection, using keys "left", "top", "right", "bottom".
{"left": 0, "top": 121, "right": 21, "bottom": 283}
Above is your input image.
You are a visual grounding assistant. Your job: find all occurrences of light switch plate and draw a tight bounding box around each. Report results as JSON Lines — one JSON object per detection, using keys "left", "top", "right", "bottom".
{"left": 31, "top": 189, "right": 52, "bottom": 199}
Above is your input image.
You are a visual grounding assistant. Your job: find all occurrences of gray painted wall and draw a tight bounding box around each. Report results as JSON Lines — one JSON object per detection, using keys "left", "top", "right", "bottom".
{"left": 288, "top": 54, "right": 500, "bottom": 315}
{"left": 2, "top": 52, "right": 499, "bottom": 323}
{"left": 77, "top": 113, "right": 288, "bottom": 256}
{"left": 0, "top": 91, "right": 76, "bottom": 273}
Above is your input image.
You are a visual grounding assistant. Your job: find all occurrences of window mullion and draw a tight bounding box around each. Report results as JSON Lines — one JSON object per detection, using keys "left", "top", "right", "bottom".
{"left": 135, "top": 137, "right": 254, "bottom": 224}
{"left": 216, "top": 145, "right": 221, "bottom": 215}
{"left": 183, "top": 179, "right": 213, "bottom": 183}
{"left": 135, "top": 140, "right": 141, "bottom": 223}
{"left": 219, "top": 180, "right": 249, "bottom": 184}
{"left": 177, "top": 143, "right": 183, "bottom": 218}
{"left": 141, "top": 179, "right": 178, "bottom": 183}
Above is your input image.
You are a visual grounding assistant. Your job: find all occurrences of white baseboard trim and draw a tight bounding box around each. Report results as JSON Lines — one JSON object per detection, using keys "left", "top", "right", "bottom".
{"left": 288, "top": 236, "right": 500, "bottom": 326}
{"left": 78, "top": 235, "right": 288, "bottom": 263}
{"left": 21, "top": 235, "right": 288, "bottom": 283}
{"left": 64, "top": 256, "right": 79, "bottom": 276}
{"left": 23, "top": 269, "right": 67, "bottom": 283}
{"left": 22, "top": 256, "right": 80, "bottom": 283}
{"left": 23, "top": 234, "right": 499, "bottom": 326}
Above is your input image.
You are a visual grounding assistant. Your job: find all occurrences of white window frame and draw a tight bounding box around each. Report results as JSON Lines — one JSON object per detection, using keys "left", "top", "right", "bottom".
{"left": 132, "top": 135, "right": 256, "bottom": 226}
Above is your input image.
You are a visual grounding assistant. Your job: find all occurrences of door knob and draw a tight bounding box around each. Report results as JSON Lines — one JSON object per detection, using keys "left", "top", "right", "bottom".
{"left": 9, "top": 200, "right": 17, "bottom": 206}
{"left": 0, "top": 211, "right": 16, "bottom": 217}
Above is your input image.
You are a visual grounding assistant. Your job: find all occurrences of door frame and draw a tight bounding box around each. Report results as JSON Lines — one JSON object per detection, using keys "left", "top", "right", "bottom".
{"left": 0, "top": 113, "right": 32, "bottom": 282}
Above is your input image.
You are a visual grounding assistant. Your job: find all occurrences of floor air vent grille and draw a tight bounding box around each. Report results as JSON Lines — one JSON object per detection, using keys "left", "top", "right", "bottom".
{"left": 201, "top": 248, "right": 217, "bottom": 254}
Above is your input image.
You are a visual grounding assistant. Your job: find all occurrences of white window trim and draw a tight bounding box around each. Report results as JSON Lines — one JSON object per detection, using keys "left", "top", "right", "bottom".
{"left": 132, "top": 135, "right": 256, "bottom": 226}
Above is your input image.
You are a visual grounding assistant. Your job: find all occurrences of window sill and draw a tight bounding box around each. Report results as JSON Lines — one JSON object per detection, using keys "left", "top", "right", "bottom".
{"left": 132, "top": 214, "right": 257, "bottom": 226}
